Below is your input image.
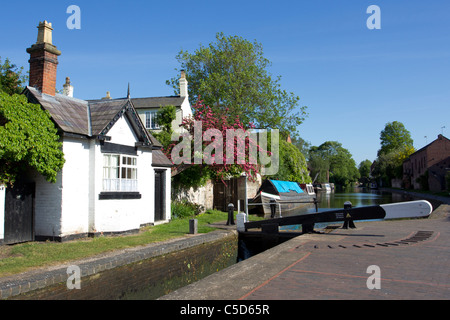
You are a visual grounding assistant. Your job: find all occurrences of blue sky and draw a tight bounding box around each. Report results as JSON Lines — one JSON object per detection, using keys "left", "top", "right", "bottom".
{"left": 2, "top": 0, "right": 449, "bottom": 165}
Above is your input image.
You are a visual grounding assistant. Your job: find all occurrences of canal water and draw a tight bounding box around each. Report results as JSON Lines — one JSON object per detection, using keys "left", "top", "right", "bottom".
{"left": 314, "top": 186, "right": 416, "bottom": 211}
{"left": 279, "top": 186, "right": 418, "bottom": 231}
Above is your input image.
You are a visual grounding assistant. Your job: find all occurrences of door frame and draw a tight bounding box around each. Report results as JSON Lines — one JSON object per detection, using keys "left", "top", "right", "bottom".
{"left": 154, "top": 169, "right": 166, "bottom": 222}
{"left": 4, "top": 182, "right": 35, "bottom": 245}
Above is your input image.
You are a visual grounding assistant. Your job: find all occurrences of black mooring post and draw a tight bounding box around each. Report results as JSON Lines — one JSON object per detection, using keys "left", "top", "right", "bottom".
{"left": 270, "top": 199, "right": 277, "bottom": 218}
{"left": 342, "top": 201, "right": 356, "bottom": 229}
{"left": 227, "top": 203, "right": 235, "bottom": 225}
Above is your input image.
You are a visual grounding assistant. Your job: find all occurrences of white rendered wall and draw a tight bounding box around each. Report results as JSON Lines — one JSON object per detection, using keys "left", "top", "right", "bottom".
{"left": 93, "top": 148, "right": 154, "bottom": 233}
{"left": 33, "top": 136, "right": 91, "bottom": 238}
{"left": 91, "top": 113, "right": 156, "bottom": 233}
{"left": 60, "top": 137, "right": 91, "bottom": 237}
{"left": 107, "top": 116, "right": 138, "bottom": 147}
{"left": 33, "top": 170, "right": 63, "bottom": 238}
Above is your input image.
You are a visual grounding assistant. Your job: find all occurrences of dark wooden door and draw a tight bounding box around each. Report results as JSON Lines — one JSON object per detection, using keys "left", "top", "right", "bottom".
{"left": 213, "top": 181, "right": 225, "bottom": 211}
{"left": 213, "top": 178, "right": 243, "bottom": 212}
{"left": 154, "top": 170, "right": 166, "bottom": 222}
{"left": 4, "top": 182, "right": 35, "bottom": 244}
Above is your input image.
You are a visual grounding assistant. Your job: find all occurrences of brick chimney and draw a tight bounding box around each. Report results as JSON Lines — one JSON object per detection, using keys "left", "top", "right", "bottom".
{"left": 26, "top": 21, "right": 61, "bottom": 96}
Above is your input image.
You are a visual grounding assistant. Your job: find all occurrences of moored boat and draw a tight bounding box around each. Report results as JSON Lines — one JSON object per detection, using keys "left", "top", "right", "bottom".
{"left": 249, "top": 179, "right": 316, "bottom": 218}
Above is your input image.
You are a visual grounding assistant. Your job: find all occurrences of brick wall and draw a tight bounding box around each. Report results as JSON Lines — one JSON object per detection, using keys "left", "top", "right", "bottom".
{"left": 403, "top": 135, "right": 450, "bottom": 190}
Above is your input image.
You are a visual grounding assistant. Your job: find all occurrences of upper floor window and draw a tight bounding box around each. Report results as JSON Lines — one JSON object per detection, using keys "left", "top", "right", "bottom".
{"left": 145, "top": 111, "right": 160, "bottom": 130}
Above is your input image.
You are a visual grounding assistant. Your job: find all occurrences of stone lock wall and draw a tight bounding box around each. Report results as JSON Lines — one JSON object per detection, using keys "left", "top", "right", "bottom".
{"left": 12, "top": 232, "right": 238, "bottom": 300}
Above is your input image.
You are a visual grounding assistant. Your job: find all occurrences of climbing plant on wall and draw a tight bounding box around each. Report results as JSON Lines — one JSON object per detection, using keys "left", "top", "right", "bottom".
{"left": 0, "top": 92, "right": 65, "bottom": 185}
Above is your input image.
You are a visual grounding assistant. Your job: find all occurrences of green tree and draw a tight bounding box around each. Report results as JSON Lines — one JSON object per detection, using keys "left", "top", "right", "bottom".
{"left": 308, "top": 141, "right": 359, "bottom": 186}
{"left": 290, "top": 136, "right": 311, "bottom": 160}
{"left": 378, "top": 121, "right": 413, "bottom": 156}
{"left": 0, "top": 57, "right": 28, "bottom": 95}
{"left": 166, "top": 32, "right": 307, "bottom": 139}
{"left": 308, "top": 146, "right": 330, "bottom": 183}
{"left": 0, "top": 92, "right": 65, "bottom": 186}
{"left": 150, "top": 105, "right": 177, "bottom": 149}
{"left": 372, "top": 145, "right": 414, "bottom": 186}
{"left": 266, "top": 139, "right": 311, "bottom": 183}
{"left": 373, "top": 122, "right": 414, "bottom": 186}
{"left": 358, "top": 159, "right": 372, "bottom": 184}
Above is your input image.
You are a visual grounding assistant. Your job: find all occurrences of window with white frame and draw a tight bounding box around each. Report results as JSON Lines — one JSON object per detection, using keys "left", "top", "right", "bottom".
{"left": 103, "top": 154, "right": 138, "bottom": 192}
{"left": 145, "top": 111, "right": 160, "bottom": 130}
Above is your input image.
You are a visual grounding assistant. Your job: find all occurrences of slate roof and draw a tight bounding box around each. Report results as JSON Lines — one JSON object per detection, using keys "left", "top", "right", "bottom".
{"left": 25, "top": 86, "right": 90, "bottom": 136}
{"left": 24, "top": 86, "right": 164, "bottom": 150}
{"left": 131, "top": 96, "right": 186, "bottom": 109}
{"left": 88, "top": 98, "right": 130, "bottom": 136}
{"left": 152, "top": 149, "right": 174, "bottom": 167}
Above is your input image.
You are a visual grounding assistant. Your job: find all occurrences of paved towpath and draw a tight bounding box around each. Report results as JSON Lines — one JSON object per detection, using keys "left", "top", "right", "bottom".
{"left": 160, "top": 204, "right": 450, "bottom": 300}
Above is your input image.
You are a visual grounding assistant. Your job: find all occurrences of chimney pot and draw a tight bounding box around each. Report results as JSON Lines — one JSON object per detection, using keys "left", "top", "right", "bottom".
{"left": 37, "top": 21, "right": 53, "bottom": 45}
{"left": 102, "top": 91, "right": 112, "bottom": 100}
{"left": 63, "top": 77, "right": 74, "bottom": 97}
{"left": 286, "top": 135, "right": 292, "bottom": 143}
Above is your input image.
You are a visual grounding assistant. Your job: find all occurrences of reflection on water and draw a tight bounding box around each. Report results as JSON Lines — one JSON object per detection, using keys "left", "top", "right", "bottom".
{"left": 314, "top": 187, "right": 416, "bottom": 212}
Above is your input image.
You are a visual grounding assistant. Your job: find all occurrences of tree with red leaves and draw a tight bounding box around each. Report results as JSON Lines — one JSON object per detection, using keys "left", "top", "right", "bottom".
{"left": 167, "top": 99, "right": 274, "bottom": 187}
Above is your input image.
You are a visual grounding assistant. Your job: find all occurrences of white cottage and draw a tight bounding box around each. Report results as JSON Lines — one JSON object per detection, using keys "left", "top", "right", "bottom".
{"left": 0, "top": 21, "right": 173, "bottom": 244}
{"left": 131, "top": 70, "right": 192, "bottom": 134}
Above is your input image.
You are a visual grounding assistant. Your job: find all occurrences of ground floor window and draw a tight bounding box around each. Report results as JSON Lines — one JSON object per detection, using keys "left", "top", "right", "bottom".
{"left": 103, "top": 154, "right": 138, "bottom": 192}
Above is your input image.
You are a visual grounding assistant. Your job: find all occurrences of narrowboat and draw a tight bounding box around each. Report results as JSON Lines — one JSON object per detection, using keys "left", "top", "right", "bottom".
{"left": 249, "top": 179, "right": 316, "bottom": 218}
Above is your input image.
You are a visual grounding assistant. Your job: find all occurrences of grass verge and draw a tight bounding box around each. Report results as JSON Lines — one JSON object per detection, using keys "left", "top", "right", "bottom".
{"left": 0, "top": 210, "right": 262, "bottom": 277}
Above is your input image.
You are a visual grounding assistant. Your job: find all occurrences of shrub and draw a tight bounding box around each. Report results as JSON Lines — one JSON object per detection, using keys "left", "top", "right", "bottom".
{"left": 171, "top": 200, "right": 205, "bottom": 220}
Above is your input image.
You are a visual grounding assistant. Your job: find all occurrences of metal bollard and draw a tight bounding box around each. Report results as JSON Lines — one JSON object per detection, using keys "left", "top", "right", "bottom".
{"left": 270, "top": 199, "right": 277, "bottom": 218}
{"left": 342, "top": 201, "right": 356, "bottom": 229}
{"left": 227, "top": 203, "right": 235, "bottom": 225}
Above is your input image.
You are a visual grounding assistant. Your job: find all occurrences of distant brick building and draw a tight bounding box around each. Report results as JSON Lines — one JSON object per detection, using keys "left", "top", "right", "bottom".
{"left": 403, "top": 134, "right": 450, "bottom": 191}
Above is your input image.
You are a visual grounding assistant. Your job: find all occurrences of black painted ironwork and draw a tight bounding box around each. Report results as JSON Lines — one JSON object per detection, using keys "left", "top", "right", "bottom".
{"left": 244, "top": 205, "right": 386, "bottom": 232}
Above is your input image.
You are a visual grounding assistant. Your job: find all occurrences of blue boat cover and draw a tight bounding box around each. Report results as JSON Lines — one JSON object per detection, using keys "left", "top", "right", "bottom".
{"left": 271, "top": 180, "right": 304, "bottom": 194}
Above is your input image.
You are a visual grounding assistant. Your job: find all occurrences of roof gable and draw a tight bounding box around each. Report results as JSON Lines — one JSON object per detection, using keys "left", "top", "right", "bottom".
{"left": 24, "top": 87, "right": 160, "bottom": 147}
{"left": 89, "top": 99, "right": 156, "bottom": 147}
{"left": 104, "top": 112, "right": 139, "bottom": 146}
{"left": 409, "top": 134, "right": 450, "bottom": 157}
